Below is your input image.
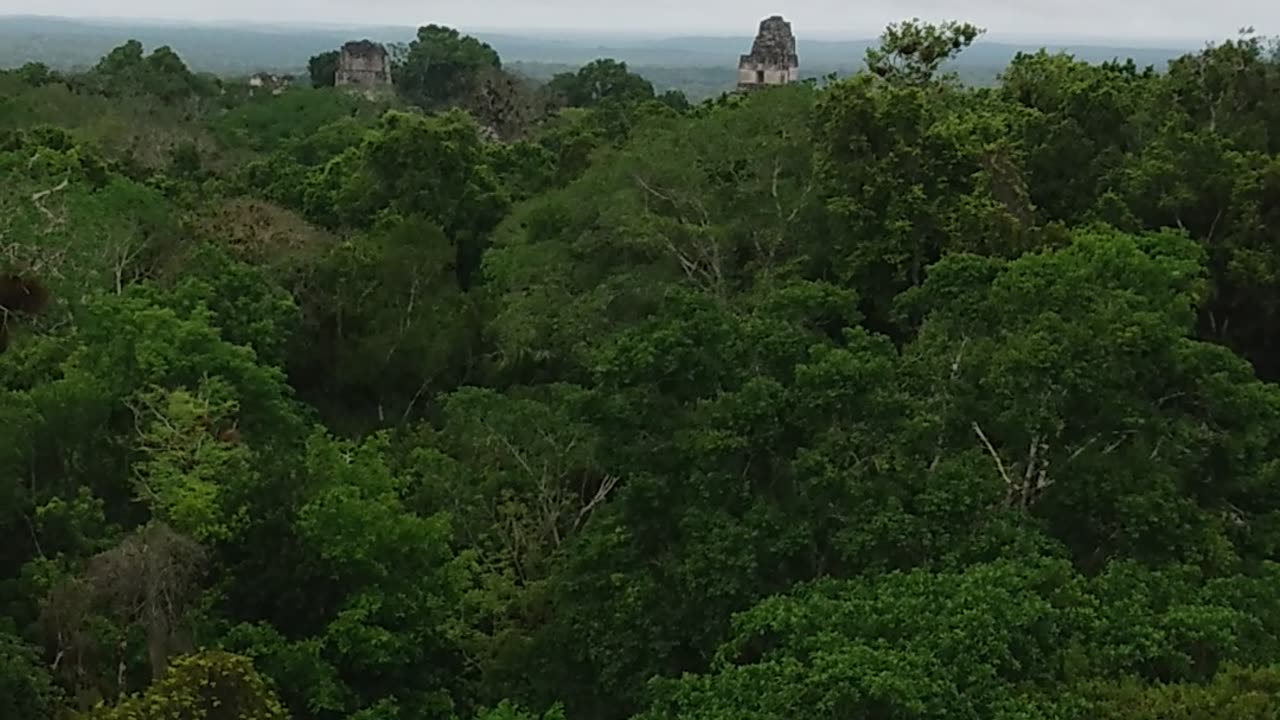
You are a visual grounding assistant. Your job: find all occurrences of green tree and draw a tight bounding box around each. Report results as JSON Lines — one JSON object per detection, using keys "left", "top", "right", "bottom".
{"left": 281, "top": 432, "right": 471, "bottom": 718}
{"left": 813, "top": 72, "right": 1036, "bottom": 330}
{"left": 1086, "top": 665, "right": 1280, "bottom": 719}
{"left": 547, "top": 59, "right": 656, "bottom": 108}
{"left": 0, "top": 628, "right": 61, "bottom": 718}
{"left": 899, "top": 227, "right": 1280, "bottom": 568}
{"left": 301, "top": 110, "right": 508, "bottom": 287}
{"left": 657, "top": 89, "right": 692, "bottom": 112}
{"left": 484, "top": 84, "right": 820, "bottom": 375}
{"left": 88, "top": 41, "right": 213, "bottom": 102}
{"left": 459, "top": 66, "right": 550, "bottom": 140}
{"left": 129, "top": 381, "right": 256, "bottom": 543}
{"left": 16, "top": 61, "right": 59, "bottom": 87}
{"left": 999, "top": 50, "right": 1155, "bottom": 221}
{"left": 641, "top": 560, "right": 1280, "bottom": 719}
{"left": 288, "top": 215, "right": 474, "bottom": 429}
{"left": 85, "top": 651, "right": 288, "bottom": 720}
{"left": 308, "top": 50, "right": 340, "bottom": 88}
{"left": 865, "top": 18, "right": 985, "bottom": 86}
{"left": 474, "top": 700, "right": 566, "bottom": 720}
{"left": 1161, "top": 31, "right": 1280, "bottom": 154}
{"left": 7, "top": 16, "right": 1280, "bottom": 720}
{"left": 395, "top": 25, "right": 502, "bottom": 109}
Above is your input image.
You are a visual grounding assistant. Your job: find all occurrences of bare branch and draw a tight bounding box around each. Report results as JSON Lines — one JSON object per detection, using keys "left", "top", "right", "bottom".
{"left": 928, "top": 337, "right": 968, "bottom": 472}
{"left": 972, "top": 421, "right": 1012, "bottom": 488}
{"left": 1067, "top": 436, "right": 1098, "bottom": 462}
{"left": 632, "top": 173, "right": 678, "bottom": 206}
{"left": 485, "top": 422, "right": 537, "bottom": 479}
{"left": 1149, "top": 436, "right": 1164, "bottom": 460}
{"left": 30, "top": 178, "right": 70, "bottom": 226}
{"left": 574, "top": 473, "right": 619, "bottom": 532}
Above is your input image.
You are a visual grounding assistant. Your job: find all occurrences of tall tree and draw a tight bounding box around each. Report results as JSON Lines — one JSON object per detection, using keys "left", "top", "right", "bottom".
{"left": 308, "top": 50, "right": 339, "bottom": 88}
{"left": 395, "top": 24, "right": 502, "bottom": 109}
{"left": 865, "top": 18, "right": 985, "bottom": 86}
{"left": 547, "top": 59, "right": 656, "bottom": 108}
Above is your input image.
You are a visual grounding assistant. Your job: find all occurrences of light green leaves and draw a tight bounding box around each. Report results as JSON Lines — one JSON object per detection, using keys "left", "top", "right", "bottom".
{"left": 130, "top": 380, "right": 253, "bottom": 543}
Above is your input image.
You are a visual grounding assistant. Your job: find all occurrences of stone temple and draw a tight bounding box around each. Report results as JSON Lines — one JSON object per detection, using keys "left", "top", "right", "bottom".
{"left": 737, "top": 15, "right": 800, "bottom": 90}
{"left": 336, "top": 40, "right": 392, "bottom": 89}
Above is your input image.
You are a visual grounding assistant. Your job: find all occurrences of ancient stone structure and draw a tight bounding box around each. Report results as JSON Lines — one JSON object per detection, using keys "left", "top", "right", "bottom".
{"left": 248, "top": 72, "right": 293, "bottom": 96}
{"left": 335, "top": 40, "right": 392, "bottom": 90}
{"left": 737, "top": 15, "right": 799, "bottom": 90}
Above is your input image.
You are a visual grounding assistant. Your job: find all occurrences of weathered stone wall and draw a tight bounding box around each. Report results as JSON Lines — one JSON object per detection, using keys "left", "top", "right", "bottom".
{"left": 336, "top": 40, "right": 391, "bottom": 89}
{"left": 737, "top": 62, "right": 797, "bottom": 86}
{"left": 737, "top": 15, "right": 800, "bottom": 90}
{"left": 248, "top": 72, "right": 292, "bottom": 95}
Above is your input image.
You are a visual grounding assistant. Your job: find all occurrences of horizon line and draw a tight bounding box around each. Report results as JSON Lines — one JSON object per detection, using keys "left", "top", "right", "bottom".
{"left": 0, "top": 12, "right": 1220, "bottom": 48}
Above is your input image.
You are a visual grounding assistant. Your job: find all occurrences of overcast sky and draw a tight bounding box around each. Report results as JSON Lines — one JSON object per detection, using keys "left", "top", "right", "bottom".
{"left": 4, "top": 0, "right": 1277, "bottom": 41}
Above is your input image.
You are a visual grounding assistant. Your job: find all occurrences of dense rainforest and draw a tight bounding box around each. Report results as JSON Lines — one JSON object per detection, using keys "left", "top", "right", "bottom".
{"left": 2, "top": 16, "right": 1280, "bottom": 720}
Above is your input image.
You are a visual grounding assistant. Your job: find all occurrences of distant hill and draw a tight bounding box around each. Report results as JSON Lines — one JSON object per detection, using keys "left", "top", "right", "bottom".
{"left": 0, "top": 16, "right": 387, "bottom": 74}
{"left": 0, "top": 15, "right": 1198, "bottom": 98}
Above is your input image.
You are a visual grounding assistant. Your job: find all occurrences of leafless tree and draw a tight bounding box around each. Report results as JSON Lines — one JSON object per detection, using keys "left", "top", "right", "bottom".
{"left": 42, "top": 521, "right": 207, "bottom": 705}
{"left": 85, "top": 522, "right": 207, "bottom": 679}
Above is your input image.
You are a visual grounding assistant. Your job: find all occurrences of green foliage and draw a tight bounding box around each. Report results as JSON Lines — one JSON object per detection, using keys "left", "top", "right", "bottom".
{"left": 208, "top": 88, "right": 373, "bottom": 153}
{"left": 899, "top": 228, "right": 1280, "bottom": 568}
{"left": 1086, "top": 664, "right": 1280, "bottom": 718}
{"left": 656, "top": 89, "right": 691, "bottom": 112}
{"left": 17, "top": 61, "right": 60, "bottom": 87}
{"left": 163, "top": 243, "right": 303, "bottom": 367}
{"left": 395, "top": 25, "right": 502, "bottom": 109}
{"left": 6, "top": 18, "right": 1280, "bottom": 720}
{"left": 474, "top": 700, "right": 566, "bottom": 720}
{"left": 0, "top": 627, "right": 62, "bottom": 718}
{"left": 643, "top": 560, "right": 1280, "bottom": 719}
{"left": 130, "top": 381, "right": 255, "bottom": 542}
{"left": 866, "top": 18, "right": 986, "bottom": 86}
{"left": 281, "top": 431, "right": 472, "bottom": 718}
{"left": 298, "top": 109, "right": 509, "bottom": 293}
{"left": 485, "top": 83, "right": 819, "bottom": 372}
{"left": 288, "top": 214, "right": 474, "bottom": 428}
{"left": 303, "top": 110, "right": 506, "bottom": 233}
{"left": 813, "top": 72, "right": 1039, "bottom": 328}
{"left": 547, "top": 59, "right": 656, "bottom": 108}
{"left": 84, "top": 651, "right": 288, "bottom": 720}
{"left": 308, "top": 51, "right": 339, "bottom": 89}
{"left": 86, "top": 40, "right": 217, "bottom": 102}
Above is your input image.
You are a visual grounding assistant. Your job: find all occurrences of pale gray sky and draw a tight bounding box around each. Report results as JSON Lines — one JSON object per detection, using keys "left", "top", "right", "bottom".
{"left": 3, "top": 0, "right": 1277, "bottom": 41}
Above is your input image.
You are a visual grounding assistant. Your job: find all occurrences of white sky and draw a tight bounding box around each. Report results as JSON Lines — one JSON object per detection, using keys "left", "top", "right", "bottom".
{"left": 2, "top": 0, "right": 1277, "bottom": 41}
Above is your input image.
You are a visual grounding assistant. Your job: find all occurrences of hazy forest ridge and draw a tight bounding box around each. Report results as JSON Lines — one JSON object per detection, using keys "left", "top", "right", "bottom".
{"left": 1, "top": 14, "right": 1199, "bottom": 98}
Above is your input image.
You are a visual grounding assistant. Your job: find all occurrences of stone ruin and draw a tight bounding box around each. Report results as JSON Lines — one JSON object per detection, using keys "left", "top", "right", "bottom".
{"left": 737, "top": 15, "right": 799, "bottom": 90}
{"left": 336, "top": 40, "right": 392, "bottom": 90}
{"left": 248, "top": 72, "right": 293, "bottom": 95}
